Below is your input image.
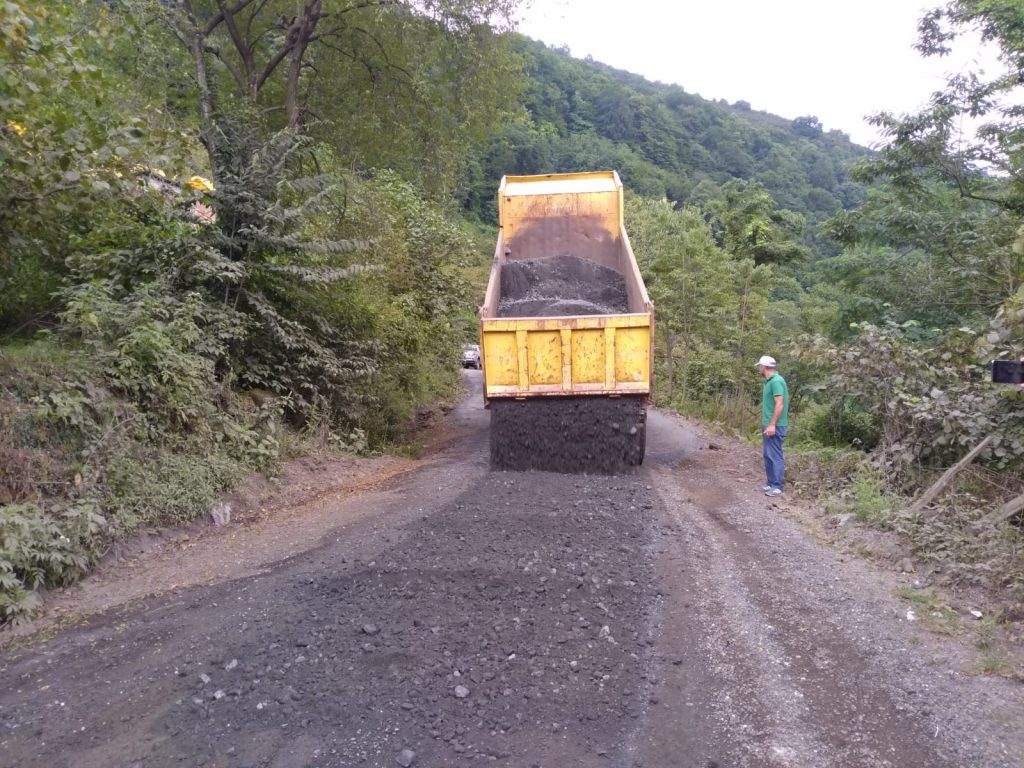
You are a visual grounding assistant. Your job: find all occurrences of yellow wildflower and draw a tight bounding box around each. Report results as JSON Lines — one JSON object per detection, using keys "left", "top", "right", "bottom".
{"left": 6, "top": 120, "right": 27, "bottom": 137}
{"left": 187, "top": 175, "right": 215, "bottom": 193}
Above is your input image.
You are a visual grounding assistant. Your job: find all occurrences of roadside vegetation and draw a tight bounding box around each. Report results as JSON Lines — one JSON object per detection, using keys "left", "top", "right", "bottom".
{"left": 0, "top": 0, "right": 515, "bottom": 621}
{"left": 619, "top": 1, "right": 1024, "bottom": 614}
{"left": 1, "top": 0, "right": 1022, "bottom": 624}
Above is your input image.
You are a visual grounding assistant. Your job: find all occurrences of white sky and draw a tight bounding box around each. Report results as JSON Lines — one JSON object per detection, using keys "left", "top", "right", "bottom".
{"left": 516, "top": 0, "right": 1002, "bottom": 147}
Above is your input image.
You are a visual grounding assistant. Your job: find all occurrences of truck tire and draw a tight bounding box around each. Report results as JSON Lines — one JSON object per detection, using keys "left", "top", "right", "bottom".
{"left": 490, "top": 395, "right": 646, "bottom": 474}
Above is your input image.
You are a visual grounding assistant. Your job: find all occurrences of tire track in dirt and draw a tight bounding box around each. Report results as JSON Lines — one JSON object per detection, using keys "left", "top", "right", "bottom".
{"left": 639, "top": 452, "right": 970, "bottom": 768}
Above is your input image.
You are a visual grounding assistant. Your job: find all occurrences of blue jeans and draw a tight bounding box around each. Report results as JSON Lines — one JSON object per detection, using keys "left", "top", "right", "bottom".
{"left": 763, "top": 425, "right": 787, "bottom": 490}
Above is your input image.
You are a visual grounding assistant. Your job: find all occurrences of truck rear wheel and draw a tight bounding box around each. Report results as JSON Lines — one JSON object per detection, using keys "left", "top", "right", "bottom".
{"left": 489, "top": 395, "right": 646, "bottom": 474}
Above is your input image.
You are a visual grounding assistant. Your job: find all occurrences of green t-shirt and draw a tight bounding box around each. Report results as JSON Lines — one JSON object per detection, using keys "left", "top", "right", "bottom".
{"left": 761, "top": 373, "right": 790, "bottom": 428}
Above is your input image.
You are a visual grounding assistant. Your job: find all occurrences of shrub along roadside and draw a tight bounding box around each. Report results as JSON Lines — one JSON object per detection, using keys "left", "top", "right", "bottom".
{"left": 0, "top": 329, "right": 277, "bottom": 623}
{"left": 0, "top": 164, "right": 483, "bottom": 624}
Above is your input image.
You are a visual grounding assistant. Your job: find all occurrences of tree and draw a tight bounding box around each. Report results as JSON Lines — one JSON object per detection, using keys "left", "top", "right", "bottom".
{"left": 860, "top": 0, "right": 1024, "bottom": 215}
{"left": 792, "top": 115, "right": 823, "bottom": 138}
{"left": 627, "top": 197, "right": 736, "bottom": 399}
{"left": 0, "top": 2, "right": 162, "bottom": 331}
{"left": 821, "top": 184, "right": 1023, "bottom": 330}
{"left": 707, "top": 180, "right": 809, "bottom": 265}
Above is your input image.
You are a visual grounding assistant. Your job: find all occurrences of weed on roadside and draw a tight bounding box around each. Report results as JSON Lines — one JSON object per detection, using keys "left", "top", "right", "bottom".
{"left": 895, "top": 586, "right": 962, "bottom": 636}
{"left": 973, "top": 617, "right": 1014, "bottom": 677}
{"left": 824, "top": 466, "right": 900, "bottom": 529}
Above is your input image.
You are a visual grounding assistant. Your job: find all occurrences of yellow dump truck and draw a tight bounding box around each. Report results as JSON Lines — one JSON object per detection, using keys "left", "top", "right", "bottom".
{"left": 479, "top": 171, "right": 654, "bottom": 472}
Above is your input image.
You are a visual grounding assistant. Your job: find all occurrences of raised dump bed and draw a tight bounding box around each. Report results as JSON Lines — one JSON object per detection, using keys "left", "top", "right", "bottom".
{"left": 479, "top": 171, "right": 654, "bottom": 472}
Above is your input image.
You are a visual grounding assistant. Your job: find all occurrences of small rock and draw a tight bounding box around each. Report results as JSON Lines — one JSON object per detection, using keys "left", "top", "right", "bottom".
{"left": 199, "top": 673, "right": 211, "bottom": 685}
{"left": 906, "top": 609, "right": 917, "bottom": 622}
{"left": 897, "top": 557, "right": 914, "bottom": 573}
{"left": 224, "top": 659, "right": 238, "bottom": 671}
{"left": 453, "top": 685, "right": 470, "bottom": 699}
{"left": 210, "top": 502, "right": 232, "bottom": 526}
{"left": 213, "top": 689, "right": 225, "bottom": 700}
{"left": 970, "top": 609, "right": 983, "bottom": 619}
{"left": 362, "top": 623, "right": 379, "bottom": 636}
{"left": 396, "top": 748, "right": 416, "bottom": 767}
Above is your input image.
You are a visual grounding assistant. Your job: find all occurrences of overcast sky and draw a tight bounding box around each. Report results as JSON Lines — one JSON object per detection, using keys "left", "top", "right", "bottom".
{"left": 516, "top": 0, "right": 1000, "bottom": 147}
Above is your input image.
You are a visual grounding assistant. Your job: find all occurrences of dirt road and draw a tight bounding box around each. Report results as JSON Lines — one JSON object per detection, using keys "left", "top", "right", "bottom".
{"left": 2, "top": 373, "right": 1022, "bottom": 768}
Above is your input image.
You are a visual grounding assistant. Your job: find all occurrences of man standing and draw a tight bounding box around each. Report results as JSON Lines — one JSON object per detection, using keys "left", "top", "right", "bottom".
{"left": 757, "top": 355, "right": 789, "bottom": 497}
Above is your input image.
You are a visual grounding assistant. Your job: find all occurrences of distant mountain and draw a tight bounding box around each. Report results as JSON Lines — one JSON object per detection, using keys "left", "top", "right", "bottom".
{"left": 463, "top": 36, "right": 871, "bottom": 225}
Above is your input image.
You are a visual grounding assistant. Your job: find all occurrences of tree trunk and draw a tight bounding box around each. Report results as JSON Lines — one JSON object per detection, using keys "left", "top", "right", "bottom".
{"left": 285, "top": 0, "right": 321, "bottom": 130}
{"left": 979, "top": 490, "right": 1024, "bottom": 527}
{"left": 182, "top": 1, "right": 219, "bottom": 180}
{"left": 906, "top": 435, "right": 994, "bottom": 516}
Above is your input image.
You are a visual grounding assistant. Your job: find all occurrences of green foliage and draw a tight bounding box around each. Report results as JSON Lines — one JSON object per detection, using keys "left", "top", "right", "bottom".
{"left": 625, "top": 195, "right": 776, "bottom": 414}
{"left": 800, "top": 399, "right": 880, "bottom": 450}
{"left": 60, "top": 283, "right": 220, "bottom": 428}
{"left": 0, "top": 277, "right": 281, "bottom": 621}
{"left": 318, "top": 169, "right": 479, "bottom": 438}
{"left": 794, "top": 322, "right": 1024, "bottom": 484}
{"left": 820, "top": 185, "right": 1023, "bottom": 332}
{"left": 0, "top": 0, "right": 507, "bottom": 622}
{"left": 463, "top": 36, "right": 869, "bottom": 225}
{"left": 0, "top": 1, "right": 174, "bottom": 331}
{"left": 863, "top": 0, "right": 1024, "bottom": 217}
{"left": 105, "top": 451, "right": 242, "bottom": 531}
{"left": 0, "top": 501, "right": 104, "bottom": 622}
{"left": 843, "top": 467, "right": 899, "bottom": 527}
{"left": 707, "top": 180, "right": 809, "bottom": 266}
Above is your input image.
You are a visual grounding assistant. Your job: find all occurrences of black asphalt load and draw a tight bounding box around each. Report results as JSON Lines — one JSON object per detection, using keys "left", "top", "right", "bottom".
{"left": 496, "top": 255, "right": 629, "bottom": 318}
{"left": 0, "top": 470, "right": 657, "bottom": 768}
{"left": 490, "top": 396, "right": 646, "bottom": 473}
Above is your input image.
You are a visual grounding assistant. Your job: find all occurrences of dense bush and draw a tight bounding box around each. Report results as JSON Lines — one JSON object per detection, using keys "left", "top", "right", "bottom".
{"left": 792, "top": 321, "right": 1024, "bottom": 485}
{"left": 800, "top": 399, "right": 880, "bottom": 450}
{"left": 0, "top": 157, "right": 480, "bottom": 621}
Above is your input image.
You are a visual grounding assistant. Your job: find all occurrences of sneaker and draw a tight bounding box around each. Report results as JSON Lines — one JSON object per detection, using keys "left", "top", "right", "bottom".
{"left": 764, "top": 487, "right": 783, "bottom": 497}
{"left": 760, "top": 484, "right": 773, "bottom": 492}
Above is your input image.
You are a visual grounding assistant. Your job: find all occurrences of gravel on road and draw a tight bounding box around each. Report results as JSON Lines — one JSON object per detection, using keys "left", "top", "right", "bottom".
{"left": 1, "top": 373, "right": 1022, "bottom": 768}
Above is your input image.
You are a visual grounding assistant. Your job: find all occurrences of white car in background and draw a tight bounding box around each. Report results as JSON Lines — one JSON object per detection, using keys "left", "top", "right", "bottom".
{"left": 461, "top": 343, "right": 481, "bottom": 369}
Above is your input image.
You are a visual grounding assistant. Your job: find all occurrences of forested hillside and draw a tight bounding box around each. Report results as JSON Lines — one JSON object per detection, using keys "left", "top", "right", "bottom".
{"left": 1, "top": 0, "right": 1022, "bottom": 623}
{"left": 463, "top": 36, "right": 870, "bottom": 228}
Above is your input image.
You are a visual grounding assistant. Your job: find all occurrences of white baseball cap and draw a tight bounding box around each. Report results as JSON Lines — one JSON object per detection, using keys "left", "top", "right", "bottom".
{"left": 756, "top": 355, "right": 777, "bottom": 369}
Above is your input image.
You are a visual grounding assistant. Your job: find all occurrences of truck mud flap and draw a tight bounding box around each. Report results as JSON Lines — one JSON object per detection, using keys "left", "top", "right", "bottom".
{"left": 489, "top": 395, "right": 646, "bottom": 474}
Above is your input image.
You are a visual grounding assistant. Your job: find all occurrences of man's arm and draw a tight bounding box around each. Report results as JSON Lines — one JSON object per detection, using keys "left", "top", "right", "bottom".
{"left": 764, "top": 395, "right": 784, "bottom": 436}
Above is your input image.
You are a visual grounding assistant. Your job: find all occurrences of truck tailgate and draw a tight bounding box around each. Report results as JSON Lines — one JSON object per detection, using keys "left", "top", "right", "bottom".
{"left": 480, "top": 313, "right": 651, "bottom": 397}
